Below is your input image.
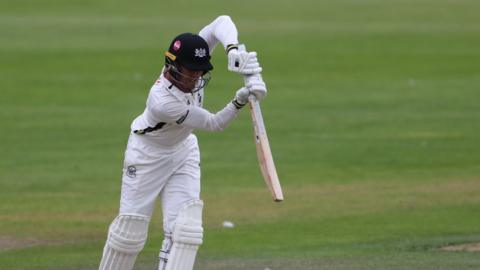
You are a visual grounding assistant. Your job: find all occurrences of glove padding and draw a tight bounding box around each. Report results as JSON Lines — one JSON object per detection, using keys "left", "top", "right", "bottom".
{"left": 228, "top": 49, "right": 262, "bottom": 75}
{"left": 245, "top": 74, "right": 267, "bottom": 101}
{"left": 234, "top": 87, "right": 250, "bottom": 106}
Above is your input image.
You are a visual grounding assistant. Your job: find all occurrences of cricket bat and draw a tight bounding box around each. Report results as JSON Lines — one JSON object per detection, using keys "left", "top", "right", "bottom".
{"left": 238, "top": 44, "right": 283, "bottom": 202}
{"left": 248, "top": 94, "right": 284, "bottom": 202}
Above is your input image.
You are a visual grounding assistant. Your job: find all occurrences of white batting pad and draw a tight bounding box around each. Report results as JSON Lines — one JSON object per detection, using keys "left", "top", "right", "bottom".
{"left": 164, "top": 200, "right": 204, "bottom": 270}
{"left": 99, "top": 214, "right": 150, "bottom": 270}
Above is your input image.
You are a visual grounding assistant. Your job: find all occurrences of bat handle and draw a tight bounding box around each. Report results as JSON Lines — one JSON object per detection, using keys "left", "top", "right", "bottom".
{"left": 238, "top": 43, "right": 264, "bottom": 95}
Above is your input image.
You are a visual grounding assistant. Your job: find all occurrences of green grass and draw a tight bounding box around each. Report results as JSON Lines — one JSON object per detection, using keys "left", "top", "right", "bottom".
{"left": 1, "top": 0, "right": 480, "bottom": 269}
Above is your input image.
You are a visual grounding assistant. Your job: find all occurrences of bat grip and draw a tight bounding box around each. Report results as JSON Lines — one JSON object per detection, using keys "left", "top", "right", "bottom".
{"left": 239, "top": 44, "right": 261, "bottom": 103}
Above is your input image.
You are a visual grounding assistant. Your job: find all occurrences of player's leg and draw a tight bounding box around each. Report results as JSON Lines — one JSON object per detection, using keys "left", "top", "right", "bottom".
{"left": 99, "top": 135, "right": 174, "bottom": 270}
{"left": 158, "top": 135, "right": 202, "bottom": 270}
{"left": 158, "top": 176, "right": 202, "bottom": 270}
{"left": 99, "top": 214, "right": 150, "bottom": 270}
{"left": 159, "top": 200, "right": 203, "bottom": 270}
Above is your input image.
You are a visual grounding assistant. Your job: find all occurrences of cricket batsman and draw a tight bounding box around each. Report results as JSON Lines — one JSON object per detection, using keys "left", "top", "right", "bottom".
{"left": 98, "top": 15, "right": 266, "bottom": 270}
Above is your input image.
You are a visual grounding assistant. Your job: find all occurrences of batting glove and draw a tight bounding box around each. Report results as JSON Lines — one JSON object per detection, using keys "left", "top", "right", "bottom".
{"left": 245, "top": 74, "right": 267, "bottom": 101}
{"left": 227, "top": 45, "right": 262, "bottom": 75}
{"left": 232, "top": 87, "right": 250, "bottom": 109}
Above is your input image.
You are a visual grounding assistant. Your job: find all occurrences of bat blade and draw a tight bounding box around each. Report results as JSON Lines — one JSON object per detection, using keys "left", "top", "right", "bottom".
{"left": 248, "top": 96, "right": 284, "bottom": 202}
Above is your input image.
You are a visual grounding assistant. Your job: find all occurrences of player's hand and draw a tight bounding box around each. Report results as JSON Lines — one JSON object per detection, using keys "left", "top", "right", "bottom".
{"left": 234, "top": 87, "right": 250, "bottom": 106}
{"left": 228, "top": 48, "right": 262, "bottom": 75}
{"left": 245, "top": 74, "right": 267, "bottom": 101}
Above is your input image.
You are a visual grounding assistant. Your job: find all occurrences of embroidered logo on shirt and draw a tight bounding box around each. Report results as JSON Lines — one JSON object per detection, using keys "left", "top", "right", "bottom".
{"left": 195, "top": 48, "right": 207, "bottom": 58}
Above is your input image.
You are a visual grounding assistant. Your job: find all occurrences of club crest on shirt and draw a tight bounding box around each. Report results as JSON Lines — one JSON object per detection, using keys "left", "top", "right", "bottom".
{"left": 195, "top": 48, "right": 207, "bottom": 58}
{"left": 126, "top": 165, "right": 136, "bottom": 178}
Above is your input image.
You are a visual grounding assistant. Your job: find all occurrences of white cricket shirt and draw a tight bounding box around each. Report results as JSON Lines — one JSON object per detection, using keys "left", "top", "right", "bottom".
{"left": 130, "top": 15, "right": 242, "bottom": 147}
{"left": 131, "top": 74, "right": 240, "bottom": 146}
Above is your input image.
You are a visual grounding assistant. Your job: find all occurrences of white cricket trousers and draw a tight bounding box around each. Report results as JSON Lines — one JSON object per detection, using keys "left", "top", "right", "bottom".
{"left": 119, "top": 133, "right": 201, "bottom": 233}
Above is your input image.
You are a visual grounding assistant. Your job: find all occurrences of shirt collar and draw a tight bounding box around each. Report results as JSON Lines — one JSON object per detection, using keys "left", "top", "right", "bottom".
{"left": 160, "top": 73, "right": 189, "bottom": 101}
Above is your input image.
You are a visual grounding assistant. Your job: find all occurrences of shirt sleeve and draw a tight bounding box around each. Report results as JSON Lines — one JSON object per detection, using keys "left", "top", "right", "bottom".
{"left": 153, "top": 98, "right": 241, "bottom": 132}
{"left": 181, "top": 102, "right": 241, "bottom": 131}
{"left": 198, "top": 15, "right": 239, "bottom": 54}
{"left": 151, "top": 98, "right": 190, "bottom": 124}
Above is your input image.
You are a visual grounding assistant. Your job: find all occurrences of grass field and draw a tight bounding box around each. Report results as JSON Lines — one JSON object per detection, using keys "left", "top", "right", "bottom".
{"left": 1, "top": 0, "right": 480, "bottom": 269}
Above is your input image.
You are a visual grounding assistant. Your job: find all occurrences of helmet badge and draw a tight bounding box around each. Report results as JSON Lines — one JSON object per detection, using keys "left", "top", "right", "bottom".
{"left": 194, "top": 48, "right": 207, "bottom": 58}
{"left": 173, "top": 40, "right": 181, "bottom": 51}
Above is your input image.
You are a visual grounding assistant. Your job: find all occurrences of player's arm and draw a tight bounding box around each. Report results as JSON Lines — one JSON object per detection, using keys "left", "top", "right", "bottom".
{"left": 198, "top": 15, "right": 239, "bottom": 54}
{"left": 199, "top": 15, "right": 262, "bottom": 75}
{"left": 154, "top": 88, "right": 250, "bottom": 132}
